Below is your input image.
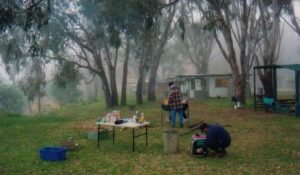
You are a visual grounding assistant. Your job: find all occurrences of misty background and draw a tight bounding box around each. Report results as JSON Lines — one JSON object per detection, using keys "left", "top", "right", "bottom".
{"left": 0, "top": 0, "right": 300, "bottom": 114}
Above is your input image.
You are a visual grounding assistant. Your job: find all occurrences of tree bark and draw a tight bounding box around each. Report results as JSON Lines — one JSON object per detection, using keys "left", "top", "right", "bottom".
{"left": 94, "top": 53, "right": 114, "bottom": 108}
{"left": 121, "top": 36, "right": 131, "bottom": 106}
{"left": 103, "top": 42, "right": 119, "bottom": 106}
{"left": 28, "top": 102, "right": 32, "bottom": 113}
{"left": 38, "top": 93, "right": 41, "bottom": 112}
{"left": 108, "top": 49, "right": 119, "bottom": 106}
{"left": 99, "top": 72, "right": 113, "bottom": 107}
{"left": 136, "top": 34, "right": 151, "bottom": 104}
{"left": 215, "top": 9, "right": 243, "bottom": 103}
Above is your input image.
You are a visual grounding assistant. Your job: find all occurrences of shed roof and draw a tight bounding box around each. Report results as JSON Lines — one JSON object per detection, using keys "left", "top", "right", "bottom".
{"left": 254, "top": 64, "right": 300, "bottom": 71}
{"left": 175, "top": 74, "right": 232, "bottom": 79}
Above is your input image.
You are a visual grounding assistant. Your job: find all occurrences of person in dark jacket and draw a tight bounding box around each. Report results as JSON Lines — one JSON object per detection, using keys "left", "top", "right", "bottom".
{"left": 199, "top": 122, "right": 231, "bottom": 157}
{"left": 168, "top": 82, "right": 184, "bottom": 128}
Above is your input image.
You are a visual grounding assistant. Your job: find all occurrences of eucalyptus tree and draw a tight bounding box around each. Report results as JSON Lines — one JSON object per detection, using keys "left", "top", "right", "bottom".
{"left": 0, "top": 0, "right": 51, "bottom": 56}
{"left": 180, "top": 2, "right": 215, "bottom": 75}
{"left": 146, "top": 1, "right": 177, "bottom": 102}
{"left": 45, "top": 0, "right": 119, "bottom": 107}
{"left": 0, "top": 28, "right": 27, "bottom": 84}
{"left": 254, "top": 0, "right": 287, "bottom": 97}
{"left": 192, "top": 0, "right": 286, "bottom": 103}
{"left": 120, "top": 36, "right": 131, "bottom": 105}
{"left": 50, "top": 62, "right": 82, "bottom": 105}
{"left": 47, "top": 0, "right": 165, "bottom": 107}
{"left": 192, "top": 0, "right": 256, "bottom": 103}
{"left": 18, "top": 58, "right": 47, "bottom": 113}
{"left": 0, "top": 0, "right": 54, "bottom": 112}
{"left": 0, "top": 0, "right": 51, "bottom": 31}
{"left": 0, "top": 25, "right": 49, "bottom": 113}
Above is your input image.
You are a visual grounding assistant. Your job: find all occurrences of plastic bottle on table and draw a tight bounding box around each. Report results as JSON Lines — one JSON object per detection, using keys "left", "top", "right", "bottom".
{"left": 139, "top": 112, "right": 145, "bottom": 123}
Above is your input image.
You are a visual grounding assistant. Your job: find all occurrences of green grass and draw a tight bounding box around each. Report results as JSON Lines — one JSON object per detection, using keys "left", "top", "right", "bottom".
{"left": 1, "top": 98, "right": 300, "bottom": 175}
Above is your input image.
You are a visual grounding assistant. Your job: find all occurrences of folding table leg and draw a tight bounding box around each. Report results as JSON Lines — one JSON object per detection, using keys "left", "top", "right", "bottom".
{"left": 146, "top": 126, "right": 148, "bottom": 146}
{"left": 97, "top": 125, "right": 100, "bottom": 148}
{"left": 132, "top": 128, "right": 135, "bottom": 152}
{"left": 113, "top": 126, "right": 115, "bottom": 144}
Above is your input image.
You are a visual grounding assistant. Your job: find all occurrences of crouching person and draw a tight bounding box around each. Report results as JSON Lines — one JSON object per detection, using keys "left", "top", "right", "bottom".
{"left": 199, "top": 122, "right": 231, "bottom": 157}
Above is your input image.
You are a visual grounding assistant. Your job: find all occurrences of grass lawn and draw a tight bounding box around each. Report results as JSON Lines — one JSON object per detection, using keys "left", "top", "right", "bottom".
{"left": 1, "top": 98, "right": 300, "bottom": 175}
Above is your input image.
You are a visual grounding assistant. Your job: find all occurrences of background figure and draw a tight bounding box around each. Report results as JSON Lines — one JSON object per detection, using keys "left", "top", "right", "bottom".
{"left": 199, "top": 122, "right": 231, "bottom": 157}
{"left": 168, "top": 82, "right": 184, "bottom": 128}
{"left": 233, "top": 84, "right": 241, "bottom": 109}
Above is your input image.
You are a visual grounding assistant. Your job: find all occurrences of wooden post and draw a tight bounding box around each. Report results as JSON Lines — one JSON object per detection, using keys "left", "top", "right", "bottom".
{"left": 163, "top": 130, "right": 179, "bottom": 154}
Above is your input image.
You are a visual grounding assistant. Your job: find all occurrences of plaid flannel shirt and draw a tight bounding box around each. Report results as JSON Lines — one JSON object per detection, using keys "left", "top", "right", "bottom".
{"left": 168, "top": 86, "right": 183, "bottom": 110}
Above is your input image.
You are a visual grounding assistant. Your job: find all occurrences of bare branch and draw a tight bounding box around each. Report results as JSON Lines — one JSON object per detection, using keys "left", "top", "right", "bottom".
{"left": 161, "top": 0, "right": 181, "bottom": 9}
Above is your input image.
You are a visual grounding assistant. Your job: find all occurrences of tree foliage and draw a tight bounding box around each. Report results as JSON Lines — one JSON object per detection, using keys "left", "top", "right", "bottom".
{"left": 53, "top": 62, "right": 82, "bottom": 88}
{"left": 18, "top": 59, "right": 47, "bottom": 112}
{"left": 0, "top": 0, "right": 52, "bottom": 57}
{"left": 0, "top": 0, "right": 51, "bottom": 32}
{"left": 49, "top": 82, "right": 82, "bottom": 105}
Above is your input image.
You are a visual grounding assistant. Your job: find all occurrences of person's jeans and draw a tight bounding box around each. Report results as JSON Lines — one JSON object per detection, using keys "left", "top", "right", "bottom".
{"left": 170, "top": 108, "right": 183, "bottom": 127}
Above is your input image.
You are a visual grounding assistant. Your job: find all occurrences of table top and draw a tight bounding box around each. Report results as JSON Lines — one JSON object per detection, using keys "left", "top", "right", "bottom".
{"left": 96, "top": 121, "right": 150, "bottom": 128}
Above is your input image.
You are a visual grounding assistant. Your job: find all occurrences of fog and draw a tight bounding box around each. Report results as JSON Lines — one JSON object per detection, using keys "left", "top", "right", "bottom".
{"left": 0, "top": 1, "right": 300, "bottom": 113}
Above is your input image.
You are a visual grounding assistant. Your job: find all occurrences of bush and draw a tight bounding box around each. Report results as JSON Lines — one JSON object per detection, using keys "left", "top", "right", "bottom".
{"left": 49, "top": 83, "right": 82, "bottom": 105}
{"left": 0, "top": 83, "right": 26, "bottom": 114}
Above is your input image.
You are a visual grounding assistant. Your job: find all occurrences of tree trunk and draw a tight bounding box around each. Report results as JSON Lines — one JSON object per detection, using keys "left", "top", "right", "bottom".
{"left": 261, "top": 70, "right": 274, "bottom": 97}
{"left": 28, "top": 101, "right": 32, "bottom": 113}
{"left": 240, "top": 70, "right": 247, "bottom": 104}
{"left": 217, "top": 10, "right": 242, "bottom": 103}
{"left": 100, "top": 74, "right": 113, "bottom": 108}
{"left": 94, "top": 53, "right": 114, "bottom": 108}
{"left": 94, "top": 77, "right": 99, "bottom": 97}
{"left": 136, "top": 28, "right": 153, "bottom": 104}
{"left": 147, "top": 7, "right": 176, "bottom": 101}
{"left": 103, "top": 42, "right": 119, "bottom": 107}
{"left": 147, "top": 65, "right": 158, "bottom": 101}
{"left": 38, "top": 93, "right": 41, "bottom": 112}
{"left": 136, "top": 76, "right": 144, "bottom": 104}
{"left": 136, "top": 57, "right": 147, "bottom": 104}
{"left": 121, "top": 36, "right": 130, "bottom": 106}
{"left": 108, "top": 48, "right": 119, "bottom": 106}
{"left": 256, "top": 0, "right": 281, "bottom": 98}
{"left": 238, "top": 0, "right": 249, "bottom": 104}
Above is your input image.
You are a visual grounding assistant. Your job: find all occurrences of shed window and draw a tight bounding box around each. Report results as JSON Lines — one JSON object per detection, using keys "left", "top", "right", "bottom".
{"left": 215, "top": 79, "right": 229, "bottom": 88}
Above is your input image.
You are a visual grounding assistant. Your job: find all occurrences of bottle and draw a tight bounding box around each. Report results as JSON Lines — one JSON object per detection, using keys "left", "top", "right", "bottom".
{"left": 139, "top": 112, "right": 145, "bottom": 123}
{"left": 132, "top": 115, "right": 137, "bottom": 123}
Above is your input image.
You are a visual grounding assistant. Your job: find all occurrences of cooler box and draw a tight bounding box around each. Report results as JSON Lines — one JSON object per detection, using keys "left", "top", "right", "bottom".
{"left": 39, "top": 146, "right": 67, "bottom": 161}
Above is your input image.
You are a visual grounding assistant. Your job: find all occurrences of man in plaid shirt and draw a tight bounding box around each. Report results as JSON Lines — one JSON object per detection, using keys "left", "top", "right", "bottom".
{"left": 168, "top": 82, "right": 184, "bottom": 128}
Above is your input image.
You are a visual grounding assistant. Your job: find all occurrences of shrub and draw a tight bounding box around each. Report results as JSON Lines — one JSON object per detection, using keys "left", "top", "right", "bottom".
{"left": 0, "top": 83, "right": 26, "bottom": 114}
{"left": 49, "top": 83, "right": 82, "bottom": 105}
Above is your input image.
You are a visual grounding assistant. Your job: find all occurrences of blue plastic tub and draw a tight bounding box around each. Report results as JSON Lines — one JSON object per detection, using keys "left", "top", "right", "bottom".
{"left": 39, "top": 146, "right": 67, "bottom": 161}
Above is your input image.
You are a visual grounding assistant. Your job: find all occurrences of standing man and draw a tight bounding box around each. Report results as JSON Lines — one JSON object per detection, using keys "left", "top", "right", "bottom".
{"left": 199, "top": 122, "right": 231, "bottom": 157}
{"left": 168, "top": 82, "right": 184, "bottom": 128}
